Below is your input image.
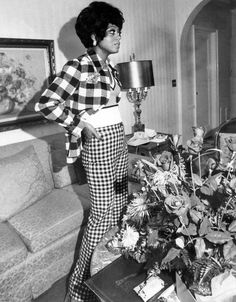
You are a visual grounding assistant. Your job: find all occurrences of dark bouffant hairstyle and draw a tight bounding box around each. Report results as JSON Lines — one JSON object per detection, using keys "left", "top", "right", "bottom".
{"left": 75, "top": 1, "right": 124, "bottom": 48}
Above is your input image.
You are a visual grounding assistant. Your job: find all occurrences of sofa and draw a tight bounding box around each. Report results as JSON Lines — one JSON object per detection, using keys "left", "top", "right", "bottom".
{"left": 0, "top": 130, "right": 142, "bottom": 302}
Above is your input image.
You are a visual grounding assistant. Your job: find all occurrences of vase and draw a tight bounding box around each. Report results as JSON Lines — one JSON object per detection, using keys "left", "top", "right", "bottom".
{"left": 0, "top": 96, "right": 15, "bottom": 115}
{"left": 176, "top": 272, "right": 236, "bottom": 302}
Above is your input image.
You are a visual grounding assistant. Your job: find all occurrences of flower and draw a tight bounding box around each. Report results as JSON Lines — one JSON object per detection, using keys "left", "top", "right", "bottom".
{"left": 170, "top": 134, "right": 181, "bottom": 150}
{"left": 0, "top": 52, "right": 36, "bottom": 113}
{"left": 156, "top": 151, "right": 173, "bottom": 171}
{"left": 125, "top": 192, "right": 150, "bottom": 225}
{"left": 86, "top": 72, "right": 100, "bottom": 83}
{"left": 164, "top": 193, "right": 191, "bottom": 217}
{"left": 107, "top": 128, "right": 236, "bottom": 299}
{"left": 122, "top": 225, "right": 140, "bottom": 249}
{"left": 187, "top": 126, "right": 205, "bottom": 155}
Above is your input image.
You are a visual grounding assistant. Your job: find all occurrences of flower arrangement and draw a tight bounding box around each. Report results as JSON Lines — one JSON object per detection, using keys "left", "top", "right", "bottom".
{"left": 107, "top": 128, "right": 236, "bottom": 300}
{"left": 0, "top": 52, "right": 36, "bottom": 114}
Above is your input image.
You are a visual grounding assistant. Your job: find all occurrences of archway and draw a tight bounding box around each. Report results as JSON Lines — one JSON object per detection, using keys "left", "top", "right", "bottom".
{"left": 180, "top": 0, "right": 235, "bottom": 141}
{"left": 180, "top": 0, "right": 211, "bottom": 142}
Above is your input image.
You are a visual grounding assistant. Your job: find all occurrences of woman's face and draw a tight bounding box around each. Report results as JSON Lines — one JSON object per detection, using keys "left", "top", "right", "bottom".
{"left": 95, "top": 24, "right": 121, "bottom": 58}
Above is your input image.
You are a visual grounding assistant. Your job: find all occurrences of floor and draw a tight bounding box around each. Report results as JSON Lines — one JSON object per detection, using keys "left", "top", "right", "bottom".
{"left": 33, "top": 275, "right": 68, "bottom": 302}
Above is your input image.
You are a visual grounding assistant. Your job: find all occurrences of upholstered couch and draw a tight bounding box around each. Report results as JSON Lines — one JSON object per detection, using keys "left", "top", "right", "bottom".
{"left": 0, "top": 131, "right": 142, "bottom": 302}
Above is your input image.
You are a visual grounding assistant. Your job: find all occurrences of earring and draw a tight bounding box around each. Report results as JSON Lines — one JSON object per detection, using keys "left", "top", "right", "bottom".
{"left": 93, "top": 40, "right": 97, "bottom": 46}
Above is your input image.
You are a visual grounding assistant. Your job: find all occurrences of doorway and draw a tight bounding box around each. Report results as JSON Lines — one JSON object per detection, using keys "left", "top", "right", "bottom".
{"left": 192, "top": 25, "right": 219, "bottom": 130}
{"left": 180, "top": 0, "right": 233, "bottom": 141}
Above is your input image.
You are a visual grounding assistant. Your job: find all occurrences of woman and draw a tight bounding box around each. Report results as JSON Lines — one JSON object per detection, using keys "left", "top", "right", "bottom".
{"left": 35, "top": 1, "right": 128, "bottom": 301}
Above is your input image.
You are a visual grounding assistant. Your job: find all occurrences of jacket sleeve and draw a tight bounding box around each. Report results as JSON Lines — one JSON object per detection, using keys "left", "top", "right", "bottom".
{"left": 35, "top": 59, "right": 83, "bottom": 136}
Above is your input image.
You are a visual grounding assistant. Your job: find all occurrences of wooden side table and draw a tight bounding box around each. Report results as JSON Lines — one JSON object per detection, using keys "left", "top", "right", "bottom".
{"left": 127, "top": 137, "right": 172, "bottom": 157}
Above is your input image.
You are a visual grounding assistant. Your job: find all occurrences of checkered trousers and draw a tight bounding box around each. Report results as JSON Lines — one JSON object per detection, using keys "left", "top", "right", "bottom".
{"left": 69, "top": 123, "right": 128, "bottom": 302}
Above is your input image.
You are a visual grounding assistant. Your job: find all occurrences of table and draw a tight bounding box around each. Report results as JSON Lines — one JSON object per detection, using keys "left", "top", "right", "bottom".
{"left": 126, "top": 133, "right": 172, "bottom": 157}
{"left": 89, "top": 227, "right": 183, "bottom": 302}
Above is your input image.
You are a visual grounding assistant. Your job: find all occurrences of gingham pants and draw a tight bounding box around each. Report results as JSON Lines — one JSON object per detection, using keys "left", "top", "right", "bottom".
{"left": 69, "top": 123, "right": 128, "bottom": 302}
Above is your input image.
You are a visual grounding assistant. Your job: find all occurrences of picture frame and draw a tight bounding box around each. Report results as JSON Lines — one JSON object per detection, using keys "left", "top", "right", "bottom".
{"left": 0, "top": 38, "right": 56, "bottom": 127}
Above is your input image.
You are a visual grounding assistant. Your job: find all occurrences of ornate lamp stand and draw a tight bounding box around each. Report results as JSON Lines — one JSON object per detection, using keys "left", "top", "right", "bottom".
{"left": 127, "top": 87, "right": 149, "bottom": 132}
{"left": 117, "top": 57, "right": 154, "bottom": 132}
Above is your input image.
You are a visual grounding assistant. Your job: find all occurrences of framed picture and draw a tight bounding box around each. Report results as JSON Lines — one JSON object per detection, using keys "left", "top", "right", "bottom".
{"left": 0, "top": 38, "right": 56, "bottom": 127}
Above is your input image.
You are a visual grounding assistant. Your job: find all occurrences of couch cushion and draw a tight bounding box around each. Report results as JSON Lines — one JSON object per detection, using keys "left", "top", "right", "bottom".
{"left": 0, "top": 260, "right": 31, "bottom": 302}
{"left": 27, "top": 228, "right": 81, "bottom": 298}
{"left": 0, "top": 138, "right": 54, "bottom": 189}
{"left": 8, "top": 189, "right": 84, "bottom": 253}
{"left": 0, "top": 222, "right": 28, "bottom": 275}
{"left": 0, "top": 145, "right": 52, "bottom": 221}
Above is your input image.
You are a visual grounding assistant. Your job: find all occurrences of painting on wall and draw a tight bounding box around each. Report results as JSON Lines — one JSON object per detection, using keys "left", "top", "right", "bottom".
{"left": 0, "top": 38, "right": 56, "bottom": 127}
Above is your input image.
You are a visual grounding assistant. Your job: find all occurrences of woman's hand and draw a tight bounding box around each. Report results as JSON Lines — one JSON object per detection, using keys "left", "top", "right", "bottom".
{"left": 82, "top": 121, "right": 103, "bottom": 143}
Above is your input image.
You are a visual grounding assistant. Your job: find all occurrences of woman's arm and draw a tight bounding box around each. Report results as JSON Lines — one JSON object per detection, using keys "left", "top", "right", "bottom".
{"left": 35, "top": 58, "right": 102, "bottom": 141}
{"left": 35, "top": 59, "right": 83, "bottom": 136}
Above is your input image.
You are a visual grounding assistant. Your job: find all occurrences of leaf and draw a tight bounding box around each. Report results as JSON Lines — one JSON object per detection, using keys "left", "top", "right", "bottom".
{"left": 205, "top": 231, "right": 232, "bottom": 244}
{"left": 189, "top": 209, "right": 203, "bottom": 224}
{"left": 161, "top": 248, "right": 181, "bottom": 266}
{"left": 228, "top": 220, "right": 236, "bottom": 232}
{"left": 199, "top": 217, "right": 210, "bottom": 236}
{"left": 174, "top": 218, "right": 181, "bottom": 228}
{"left": 175, "top": 236, "right": 185, "bottom": 249}
{"left": 179, "top": 223, "right": 197, "bottom": 236}
{"left": 207, "top": 173, "right": 222, "bottom": 189}
{"left": 194, "top": 238, "right": 206, "bottom": 259}
{"left": 190, "top": 195, "right": 202, "bottom": 207}
{"left": 141, "top": 158, "right": 159, "bottom": 171}
{"left": 208, "top": 177, "right": 218, "bottom": 191}
{"left": 192, "top": 173, "right": 203, "bottom": 186}
{"left": 168, "top": 182, "right": 179, "bottom": 195}
{"left": 223, "top": 240, "right": 236, "bottom": 260}
{"left": 200, "top": 198, "right": 210, "bottom": 206}
{"left": 180, "top": 213, "right": 189, "bottom": 226}
{"left": 186, "top": 223, "right": 198, "bottom": 236}
{"left": 200, "top": 184, "right": 214, "bottom": 196}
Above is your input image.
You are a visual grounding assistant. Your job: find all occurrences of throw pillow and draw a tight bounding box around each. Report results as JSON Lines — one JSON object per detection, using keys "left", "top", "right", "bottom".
{"left": 50, "top": 142, "right": 87, "bottom": 187}
{"left": 0, "top": 145, "right": 52, "bottom": 221}
{"left": 50, "top": 147, "right": 77, "bottom": 188}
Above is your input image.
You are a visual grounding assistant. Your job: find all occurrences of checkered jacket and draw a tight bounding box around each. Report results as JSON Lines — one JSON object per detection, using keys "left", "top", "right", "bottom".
{"left": 35, "top": 49, "right": 122, "bottom": 163}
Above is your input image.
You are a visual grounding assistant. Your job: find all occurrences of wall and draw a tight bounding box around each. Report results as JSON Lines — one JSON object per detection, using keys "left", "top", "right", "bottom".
{"left": 0, "top": 0, "right": 179, "bottom": 145}
{"left": 1, "top": 0, "right": 223, "bottom": 146}
{"left": 231, "top": 9, "right": 236, "bottom": 115}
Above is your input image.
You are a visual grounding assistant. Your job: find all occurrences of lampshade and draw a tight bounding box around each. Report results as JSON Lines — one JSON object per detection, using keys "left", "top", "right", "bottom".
{"left": 117, "top": 60, "right": 154, "bottom": 89}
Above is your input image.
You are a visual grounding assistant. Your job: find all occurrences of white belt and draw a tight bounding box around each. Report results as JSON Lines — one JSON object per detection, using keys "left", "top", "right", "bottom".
{"left": 81, "top": 105, "right": 122, "bottom": 128}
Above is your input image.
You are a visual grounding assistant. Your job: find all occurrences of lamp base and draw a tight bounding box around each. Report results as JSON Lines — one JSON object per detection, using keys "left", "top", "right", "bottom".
{"left": 133, "top": 123, "right": 145, "bottom": 132}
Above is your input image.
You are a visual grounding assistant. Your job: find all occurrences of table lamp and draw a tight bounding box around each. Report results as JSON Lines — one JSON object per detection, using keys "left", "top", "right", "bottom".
{"left": 117, "top": 56, "right": 154, "bottom": 132}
